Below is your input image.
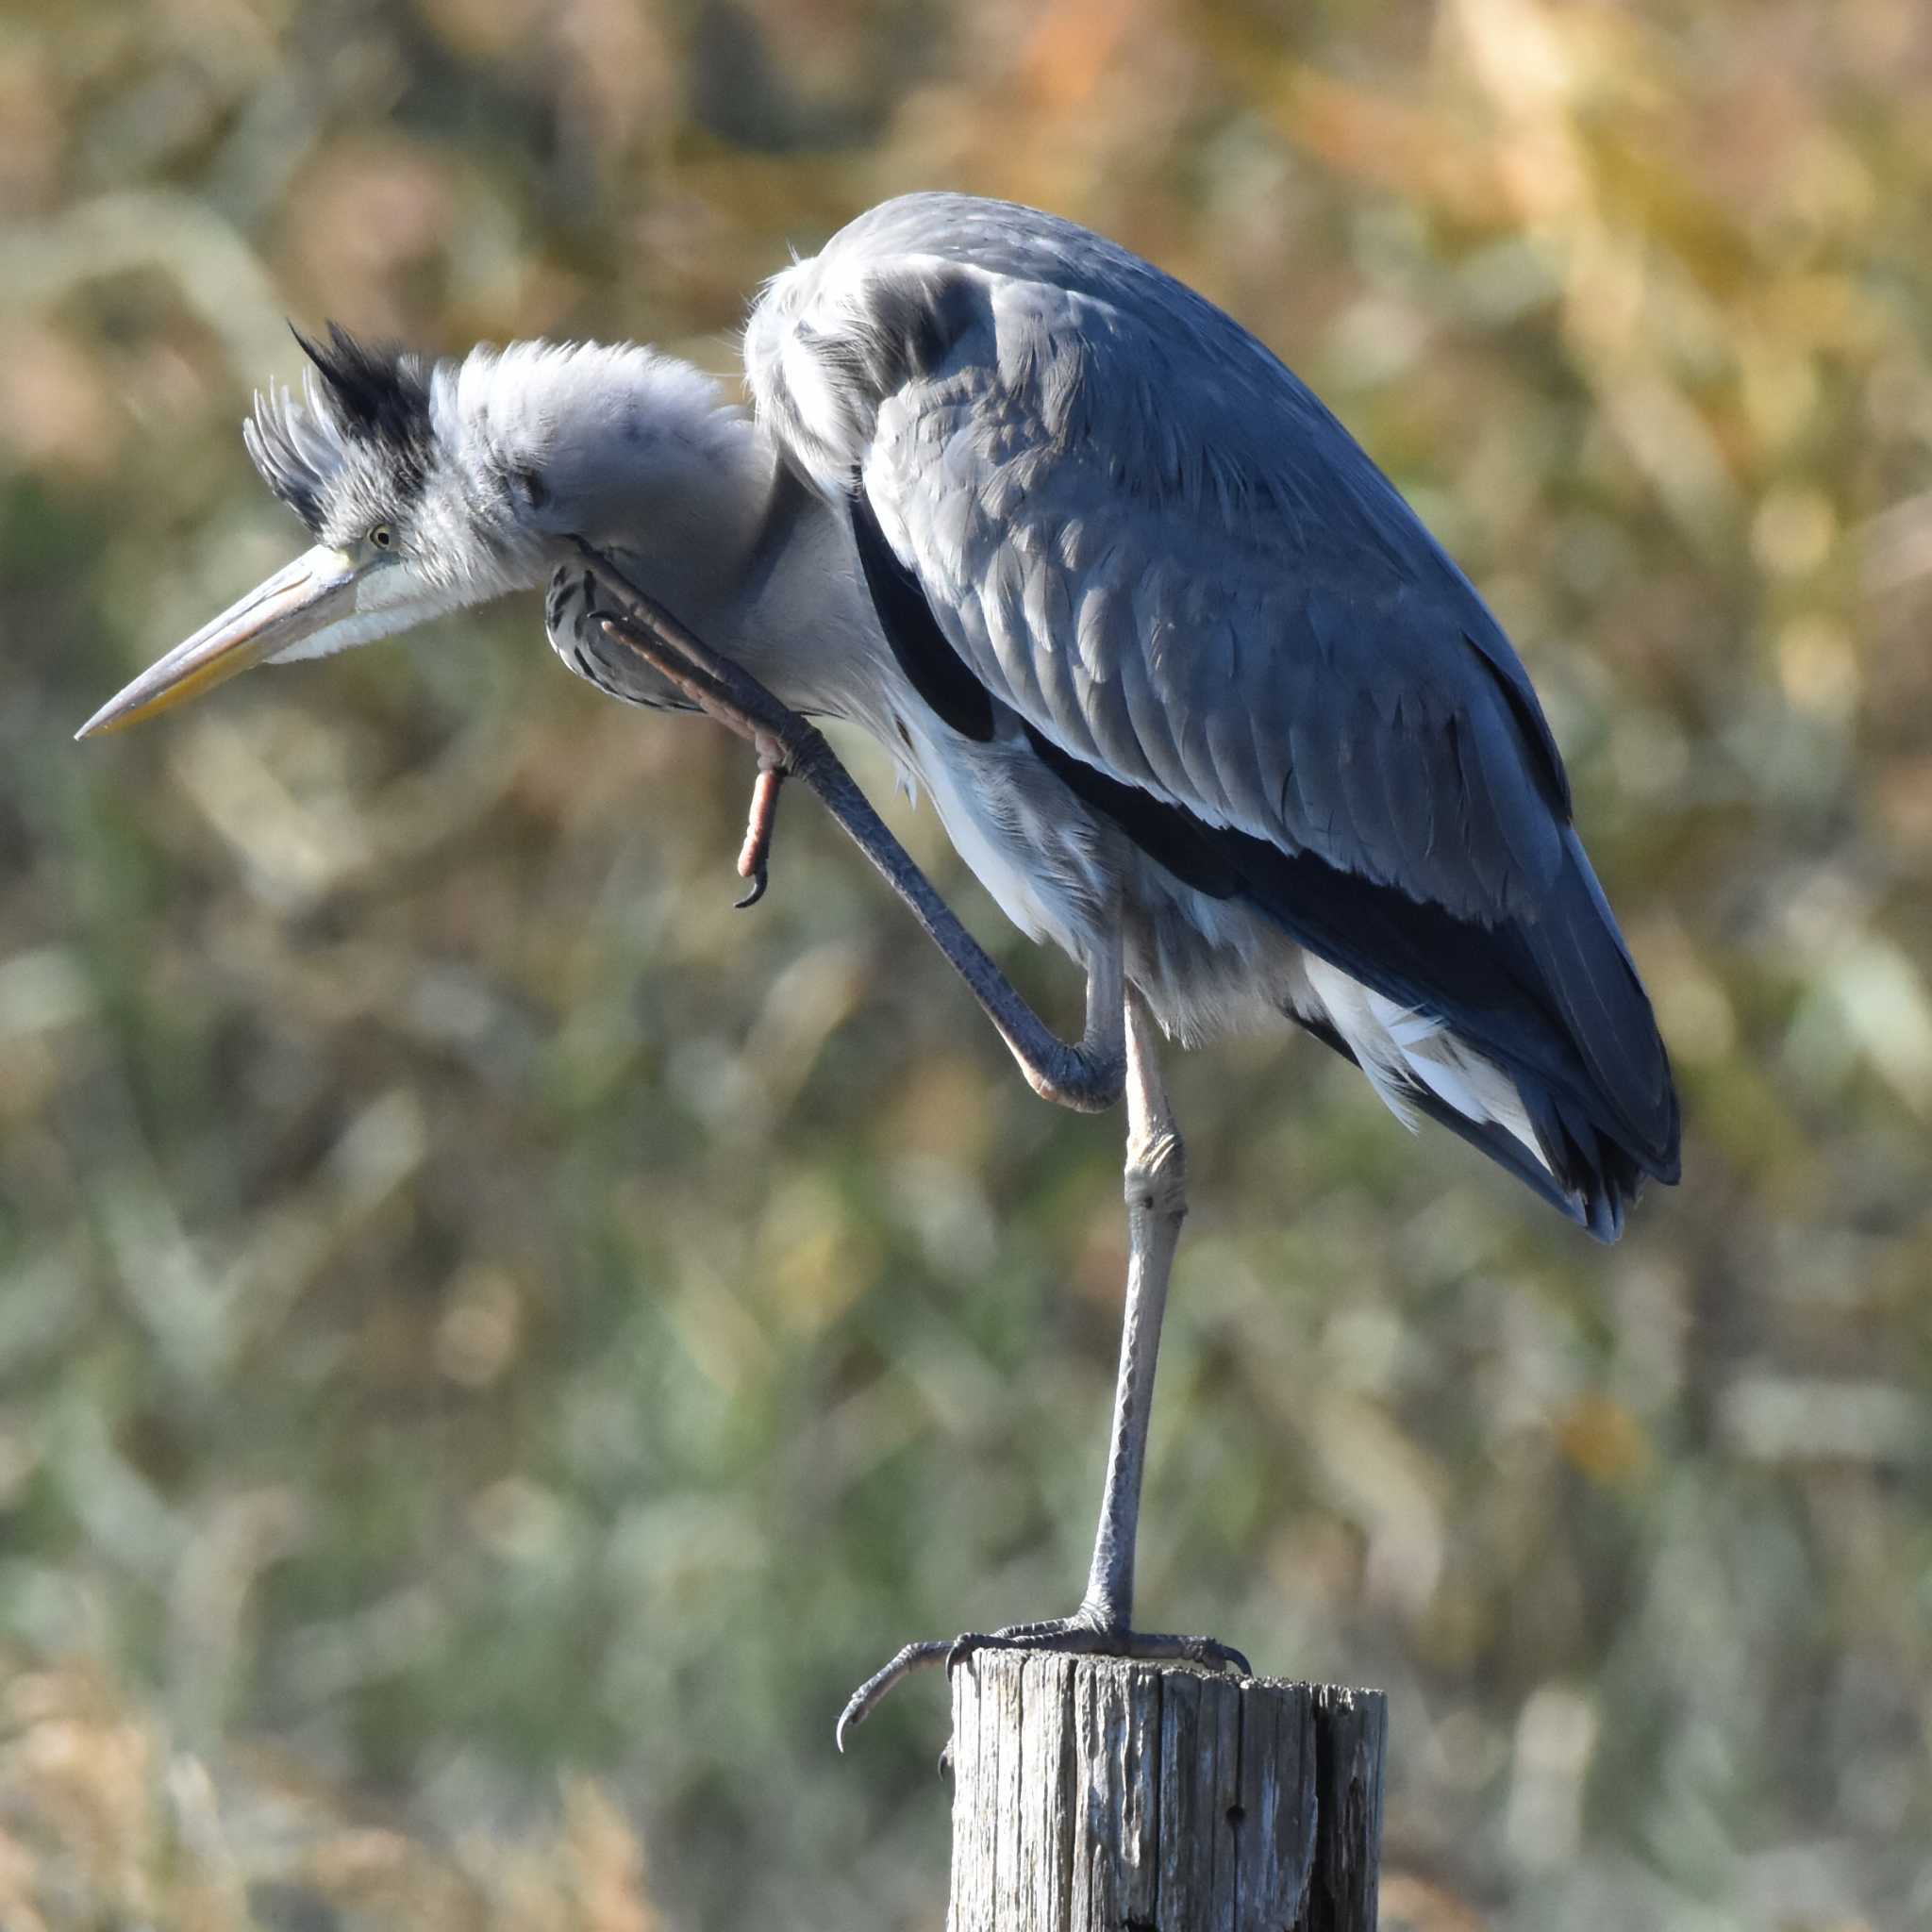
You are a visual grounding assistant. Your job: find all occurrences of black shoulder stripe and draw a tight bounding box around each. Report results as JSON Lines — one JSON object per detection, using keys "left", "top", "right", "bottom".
{"left": 1021, "top": 725, "right": 1243, "bottom": 898}
{"left": 850, "top": 491, "right": 995, "bottom": 742}
{"left": 1026, "top": 729, "right": 1562, "bottom": 1066}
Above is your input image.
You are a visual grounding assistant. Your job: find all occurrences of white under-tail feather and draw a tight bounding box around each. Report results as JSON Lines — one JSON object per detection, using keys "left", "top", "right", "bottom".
{"left": 1301, "top": 958, "right": 1551, "bottom": 1173}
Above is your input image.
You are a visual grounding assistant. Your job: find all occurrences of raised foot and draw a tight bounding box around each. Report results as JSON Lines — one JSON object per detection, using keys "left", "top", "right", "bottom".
{"left": 835, "top": 1614, "right": 1250, "bottom": 1751}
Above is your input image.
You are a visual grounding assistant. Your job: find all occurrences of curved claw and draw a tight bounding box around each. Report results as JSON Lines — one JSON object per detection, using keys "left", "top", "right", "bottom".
{"left": 835, "top": 1638, "right": 957, "bottom": 1751}
{"left": 1159, "top": 1634, "right": 1249, "bottom": 1676}
{"left": 734, "top": 867, "right": 769, "bottom": 909}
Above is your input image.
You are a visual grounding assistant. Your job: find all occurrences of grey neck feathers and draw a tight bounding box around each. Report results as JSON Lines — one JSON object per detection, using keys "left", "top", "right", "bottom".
{"left": 426, "top": 341, "right": 881, "bottom": 715}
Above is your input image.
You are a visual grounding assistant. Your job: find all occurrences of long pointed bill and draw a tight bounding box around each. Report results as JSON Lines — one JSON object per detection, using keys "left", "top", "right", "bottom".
{"left": 75, "top": 545, "right": 367, "bottom": 740}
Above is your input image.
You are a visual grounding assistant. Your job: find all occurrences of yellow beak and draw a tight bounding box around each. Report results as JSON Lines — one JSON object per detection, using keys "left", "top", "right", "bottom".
{"left": 75, "top": 545, "right": 366, "bottom": 740}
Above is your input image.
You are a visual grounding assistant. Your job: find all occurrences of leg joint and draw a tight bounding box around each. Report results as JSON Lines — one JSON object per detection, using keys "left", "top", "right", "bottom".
{"left": 1124, "top": 1124, "right": 1187, "bottom": 1222}
{"left": 1024, "top": 1041, "right": 1125, "bottom": 1113}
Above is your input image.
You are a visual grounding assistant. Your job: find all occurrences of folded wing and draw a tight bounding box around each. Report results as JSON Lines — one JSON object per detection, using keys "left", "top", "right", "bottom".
{"left": 745, "top": 192, "right": 1680, "bottom": 1228}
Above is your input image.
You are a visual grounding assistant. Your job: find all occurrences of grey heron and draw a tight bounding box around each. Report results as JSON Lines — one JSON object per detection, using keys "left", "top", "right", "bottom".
{"left": 78, "top": 192, "right": 1680, "bottom": 1742}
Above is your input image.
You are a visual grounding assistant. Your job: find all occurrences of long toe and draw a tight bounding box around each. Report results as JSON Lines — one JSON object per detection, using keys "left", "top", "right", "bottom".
{"left": 964, "top": 1618, "right": 1248, "bottom": 1678}
{"left": 1124, "top": 1630, "right": 1252, "bottom": 1675}
{"left": 838, "top": 1618, "right": 1248, "bottom": 1748}
{"left": 836, "top": 1638, "right": 957, "bottom": 1750}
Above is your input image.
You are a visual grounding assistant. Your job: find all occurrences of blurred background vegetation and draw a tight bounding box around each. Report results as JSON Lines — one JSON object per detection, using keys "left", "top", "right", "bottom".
{"left": 2, "top": 0, "right": 1928, "bottom": 1925}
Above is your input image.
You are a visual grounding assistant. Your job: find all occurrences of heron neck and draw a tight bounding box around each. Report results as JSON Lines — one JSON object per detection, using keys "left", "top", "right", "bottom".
{"left": 602, "top": 432, "right": 889, "bottom": 727}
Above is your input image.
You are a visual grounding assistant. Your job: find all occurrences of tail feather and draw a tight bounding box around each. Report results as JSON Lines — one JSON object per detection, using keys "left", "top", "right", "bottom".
{"left": 1520, "top": 1081, "right": 1650, "bottom": 1242}
{"left": 1290, "top": 1013, "right": 1634, "bottom": 1236}
{"left": 1290, "top": 1012, "right": 1649, "bottom": 1242}
{"left": 1255, "top": 832, "right": 1678, "bottom": 1241}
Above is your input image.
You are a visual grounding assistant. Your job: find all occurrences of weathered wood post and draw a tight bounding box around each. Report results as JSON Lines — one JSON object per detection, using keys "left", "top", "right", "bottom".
{"left": 946, "top": 1651, "right": 1384, "bottom": 1931}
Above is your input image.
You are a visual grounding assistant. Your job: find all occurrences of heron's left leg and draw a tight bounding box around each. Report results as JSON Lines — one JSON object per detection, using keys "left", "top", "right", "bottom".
{"left": 836, "top": 989, "right": 1246, "bottom": 1749}
{"left": 580, "top": 550, "right": 1124, "bottom": 1112}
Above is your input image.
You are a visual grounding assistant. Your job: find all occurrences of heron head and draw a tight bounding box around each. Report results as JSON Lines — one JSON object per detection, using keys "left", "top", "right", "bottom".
{"left": 75, "top": 325, "right": 542, "bottom": 740}
{"left": 77, "top": 327, "right": 754, "bottom": 740}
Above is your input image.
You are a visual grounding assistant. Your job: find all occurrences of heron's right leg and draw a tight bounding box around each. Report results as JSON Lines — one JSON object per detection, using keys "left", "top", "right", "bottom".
{"left": 1074, "top": 983, "right": 1187, "bottom": 1627}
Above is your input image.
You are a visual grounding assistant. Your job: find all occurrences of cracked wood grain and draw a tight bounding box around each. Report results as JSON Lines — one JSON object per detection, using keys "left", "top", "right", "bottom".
{"left": 946, "top": 1652, "right": 1384, "bottom": 1932}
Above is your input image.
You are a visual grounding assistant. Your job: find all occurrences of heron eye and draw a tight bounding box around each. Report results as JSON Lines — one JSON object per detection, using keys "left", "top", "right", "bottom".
{"left": 369, "top": 523, "right": 396, "bottom": 550}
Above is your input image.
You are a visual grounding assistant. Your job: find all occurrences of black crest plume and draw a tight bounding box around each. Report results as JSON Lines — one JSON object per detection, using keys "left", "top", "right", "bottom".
{"left": 246, "top": 323, "right": 437, "bottom": 534}
{"left": 291, "top": 323, "right": 434, "bottom": 448}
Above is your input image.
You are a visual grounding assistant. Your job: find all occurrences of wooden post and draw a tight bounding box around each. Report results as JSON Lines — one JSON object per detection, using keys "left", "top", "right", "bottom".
{"left": 946, "top": 1651, "right": 1385, "bottom": 1932}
